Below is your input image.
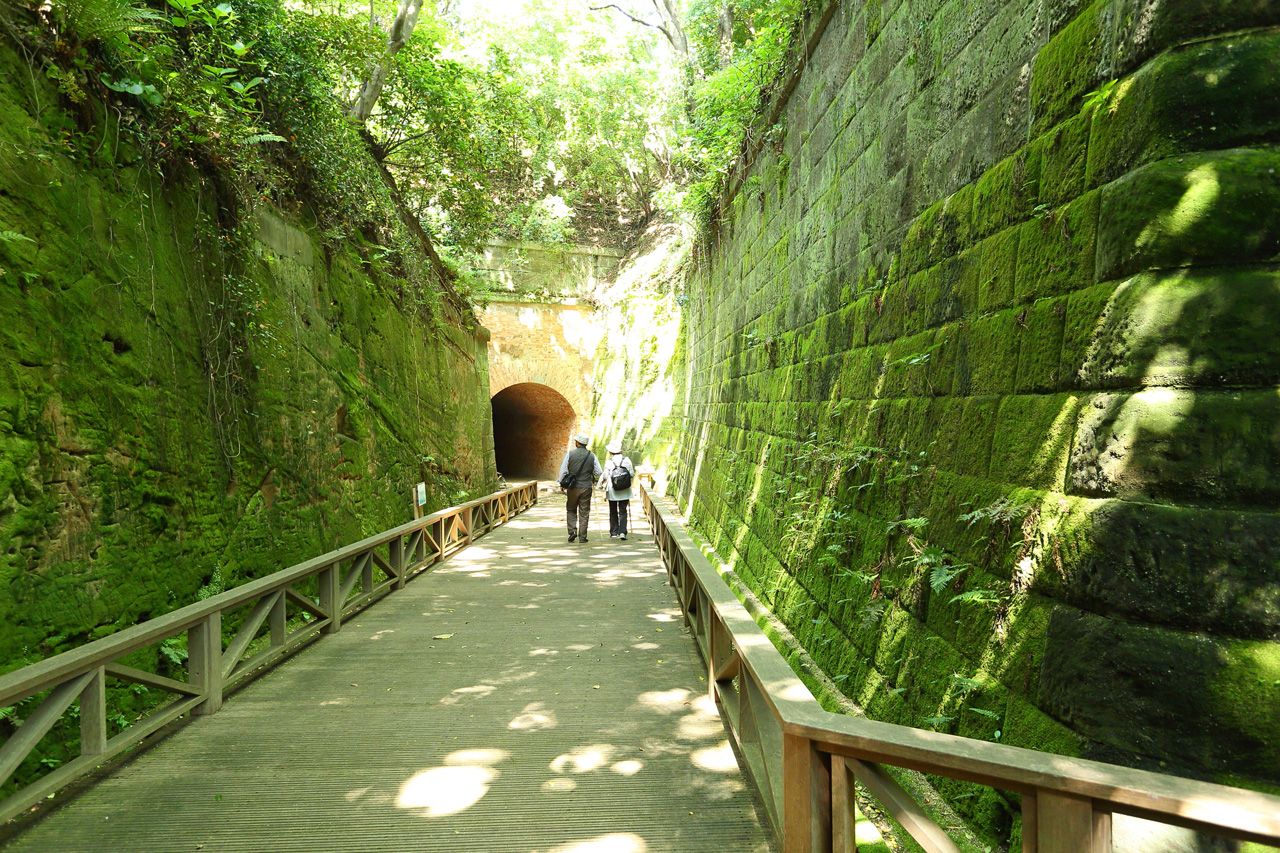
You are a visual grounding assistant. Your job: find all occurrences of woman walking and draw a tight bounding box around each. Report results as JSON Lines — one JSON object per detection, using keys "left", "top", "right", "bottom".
{"left": 599, "top": 441, "right": 636, "bottom": 540}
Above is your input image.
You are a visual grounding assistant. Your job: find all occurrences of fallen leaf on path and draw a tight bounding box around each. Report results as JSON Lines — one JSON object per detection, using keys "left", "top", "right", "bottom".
{"left": 433, "top": 633, "right": 454, "bottom": 640}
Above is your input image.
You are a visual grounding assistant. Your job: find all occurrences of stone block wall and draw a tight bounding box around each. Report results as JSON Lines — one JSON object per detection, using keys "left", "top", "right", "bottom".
{"left": 668, "top": 0, "right": 1280, "bottom": 839}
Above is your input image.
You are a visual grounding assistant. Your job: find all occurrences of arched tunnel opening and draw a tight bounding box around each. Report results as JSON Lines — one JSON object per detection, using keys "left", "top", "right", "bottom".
{"left": 491, "top": 383, "right": 578, "bottom": 481}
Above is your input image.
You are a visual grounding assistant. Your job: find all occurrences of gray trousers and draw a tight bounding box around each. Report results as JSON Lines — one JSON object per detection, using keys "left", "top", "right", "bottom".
{"left": 565, "top": 487, "right": 591, "bottom": 538}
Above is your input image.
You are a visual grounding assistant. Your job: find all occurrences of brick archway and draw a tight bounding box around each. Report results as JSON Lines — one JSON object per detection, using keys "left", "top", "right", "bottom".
{"left": 491, "top": 383, "right": 578, "bottom": 481}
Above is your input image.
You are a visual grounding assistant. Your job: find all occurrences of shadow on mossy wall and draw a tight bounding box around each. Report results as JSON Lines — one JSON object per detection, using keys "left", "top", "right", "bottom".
{"left": 616, "top": 1, "right": 1280, "bottom": 849}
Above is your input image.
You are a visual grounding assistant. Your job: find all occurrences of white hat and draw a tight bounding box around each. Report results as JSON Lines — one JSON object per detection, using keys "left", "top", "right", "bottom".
{"left": 574, "top": 433, "right": 590, "bottom": 446}
{"left": 607, "top": 441, "right": 622, "bottom": 454}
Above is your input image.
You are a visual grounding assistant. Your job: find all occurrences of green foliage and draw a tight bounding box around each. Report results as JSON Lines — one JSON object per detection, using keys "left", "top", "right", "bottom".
{"left": 888, "top": 516, "right": 929, "bottom": 534}
{"left": 887, "top": 343, "right": 941, "bottom": 369}
{"left": 682, "top": 0, "right": 806, "bottom": 227}
{"left": 0, "top": 230, "right": 36, "bottom": 245}
{"left": 962, "top": 494, "right": 1029, "bottom": 527}
{"left": 950, "top": 588, "right": 1001, "bottom": 608}
{"left": 1081, "top": 78, "right": 1118, "bottom": 113}
{"left": 928, "top": 560, "right": 969, "bottom": 594}
{"left": 196, "top": 566, "right": 225, "bottom": 600}
{"left": 159, "top": 637, "right": 188, "bottom": 667}
{"left": 447, "top": 0, "right": 686, "bottom": 246}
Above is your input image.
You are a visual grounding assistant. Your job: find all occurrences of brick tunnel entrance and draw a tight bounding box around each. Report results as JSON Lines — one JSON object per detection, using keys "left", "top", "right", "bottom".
{"left": 491, "top": 383, "right": 578, "bottom": 481}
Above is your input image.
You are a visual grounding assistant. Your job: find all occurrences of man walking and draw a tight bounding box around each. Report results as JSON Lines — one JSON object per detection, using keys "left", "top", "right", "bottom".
{"left": 558, "top": 433, "right": 602, "bottom": 543}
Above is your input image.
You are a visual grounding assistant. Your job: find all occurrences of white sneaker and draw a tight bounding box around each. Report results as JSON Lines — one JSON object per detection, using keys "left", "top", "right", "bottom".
{"left": 619, "top": 534, "right": 627, "bottom": 540}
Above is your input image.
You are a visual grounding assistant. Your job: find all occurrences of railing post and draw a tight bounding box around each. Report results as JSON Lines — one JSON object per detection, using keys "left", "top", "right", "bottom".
{"left": 1035, "top": 791, "right": 1111, "bottom": 853}
{"left": 79, "top": 666, "right": 107, "bottom": 756}
{"left": 463, "top": 506, "right": 474, "bottom": 546}
{"left": 830, "top": 756, "right": 855, "bottom": 853}
{"left": 189, "top": 613, "right": 223, "bottom": 716}
{"left": 391, "top": 536, "right": 406, "bottom": 590}
{"left": 783, "top": 732, "right": 832, "bottom": 853}
{"left": 269, "top": 590, "right": 287, "bottom": 646}
{"left": 319, "top": 563, "right": 341, "bottom": 634}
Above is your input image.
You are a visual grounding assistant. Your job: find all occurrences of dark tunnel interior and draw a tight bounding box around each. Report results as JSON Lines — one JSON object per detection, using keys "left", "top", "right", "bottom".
{"left": 491, "top": 383, "right": 578, "bottom": 481}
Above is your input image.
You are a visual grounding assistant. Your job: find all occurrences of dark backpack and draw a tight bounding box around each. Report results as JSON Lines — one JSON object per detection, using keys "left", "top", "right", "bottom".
{"left": 610, "top": 460, "right": 632, "bottom": 491}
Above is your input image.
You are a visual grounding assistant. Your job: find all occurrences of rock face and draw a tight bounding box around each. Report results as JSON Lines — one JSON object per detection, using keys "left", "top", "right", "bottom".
{"left": 0, "top": 44, "right": 496, "bottom": 677}
{"left": 656, "top": 0, "right": 1280, "bottom": 841}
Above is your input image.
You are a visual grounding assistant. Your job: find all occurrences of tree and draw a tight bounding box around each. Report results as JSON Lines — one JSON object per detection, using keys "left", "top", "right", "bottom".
{"left": 349, "top": 0, "right": 425, "bottom": 122}
{"left": 589, "top": 0, "right": 687, "bottom": 59}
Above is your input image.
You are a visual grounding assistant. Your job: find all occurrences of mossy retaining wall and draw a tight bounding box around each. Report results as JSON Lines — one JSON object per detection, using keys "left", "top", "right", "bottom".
{"left": 0, "top": 42, "right": 496, "bottom": 685}
{"left": 665, "top": 0, "right": 1280, "bottom": 843}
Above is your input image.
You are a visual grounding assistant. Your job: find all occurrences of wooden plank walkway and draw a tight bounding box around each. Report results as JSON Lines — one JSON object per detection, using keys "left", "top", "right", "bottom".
{"left": 4, "top": 491, "right": 772, "bottom": 852}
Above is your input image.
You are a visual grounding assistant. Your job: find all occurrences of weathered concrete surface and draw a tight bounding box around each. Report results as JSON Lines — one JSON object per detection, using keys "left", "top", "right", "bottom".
{"left": 485, "top": 302, "right": 600, "bottom": 423}
{"left": 3, "top": 498, "right": 771, "bottom": 852}
{"left": 479, "top": 242, "right": 623, "bottom": 478}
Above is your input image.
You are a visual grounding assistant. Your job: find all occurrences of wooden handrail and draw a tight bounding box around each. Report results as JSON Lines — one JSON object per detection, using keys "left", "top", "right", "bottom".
{"left": 641, "top": 486, "right": 1280, "bottom": 852}
{"left": 0, "top": 483, "right": 535, "bottom": 704}
{"left": 0, "top": 481, "right": 538, "bottom": 824}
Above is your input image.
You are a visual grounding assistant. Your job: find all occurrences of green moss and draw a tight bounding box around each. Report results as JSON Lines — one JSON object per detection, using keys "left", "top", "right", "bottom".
{"left": 1000, "top": 692, "right": 1084, "bottom": 756}
{"left": 1013, "top": 190, "right": 1099, "bottom": 303}
{"left": 953, "top": 311, "right": 1021, "bottom": 395}
{"left": 1097, "top": 149, "right": 1280, "bottom": 281}
{"left": 1029, "top": 0, "right": 1106, "bottom": 135}
{"left": 989, "top": 394, "right": 1080, "bottom": 489}
{"left": 1014, "top": 297, "right": 1068, "bottom": 392}
{"left": 0, "top": 49, "right": 494, "bottom": 697}
{"left": 976, "top": 230, "right": 1019, "bottom": 313}
{"left": 1069, "top": 388, "right": 1280, "bottom": 504}
{"left": 1041, "top": 608, "right": 1280, "bottom": 780}
{"left": 1032, "top": 113, "right": 1090, "bottom": 207}
{"left": 884, "top": 330, "right": 939, "bottom": 398}
{"left": 1111, "top": 0, "right": 1280, "bottom": 83}
{"left": 1058, "top": 280, "right": 1116, "bottom": 389}
{"left": 934, "top": 397, "right": 996, "bottom": 478}
{"left": 1087, "top": 32, "right": 1280, "bottom": 187}
{"left": 1076, "top": 268, "right": 1280, "bottom": 389}
{"left": 971, "top": 148, "right": 1040, "bottom": 239}
{"left": 1041, "top": 494, "right": 1280, "bottom": 637}
{"left": 899, "top": 185, "right": 975, "bottom": 274}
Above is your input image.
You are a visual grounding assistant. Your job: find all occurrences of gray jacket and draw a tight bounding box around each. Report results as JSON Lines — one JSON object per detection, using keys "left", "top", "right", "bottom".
{"left": 558, "top": 446, "right": 602, "bottom": 489}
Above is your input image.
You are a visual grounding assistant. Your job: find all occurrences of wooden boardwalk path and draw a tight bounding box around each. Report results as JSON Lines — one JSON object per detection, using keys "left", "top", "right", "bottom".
{"left": 4, "top": 492, "right": 771, "bottom": 852}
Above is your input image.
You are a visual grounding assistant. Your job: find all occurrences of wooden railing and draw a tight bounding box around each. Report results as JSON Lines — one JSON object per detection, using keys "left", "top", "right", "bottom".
{"left": 641, "top": 487, "right": 1280, "bottom": 853}
{"left": 0, "top": 481, "right": 537, "bottom": 824}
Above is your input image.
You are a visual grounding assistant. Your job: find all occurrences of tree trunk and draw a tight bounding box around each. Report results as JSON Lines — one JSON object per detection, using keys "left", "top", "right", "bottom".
{"left": 716, "top": 1, "right": 734, "bottom": 66}
{"left": 349, "top": 0, "right": 424, "bottom": 123}
{"left": 655, "top": 0, "right": 688, "bottom": 58}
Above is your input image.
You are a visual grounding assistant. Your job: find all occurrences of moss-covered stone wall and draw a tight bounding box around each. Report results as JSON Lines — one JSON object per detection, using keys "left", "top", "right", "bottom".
{"left": 0, "top": 43, "right": 496, "bottom": 677}
{"left": 667, "top": 0, "right": 1280, "bottom": 840}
